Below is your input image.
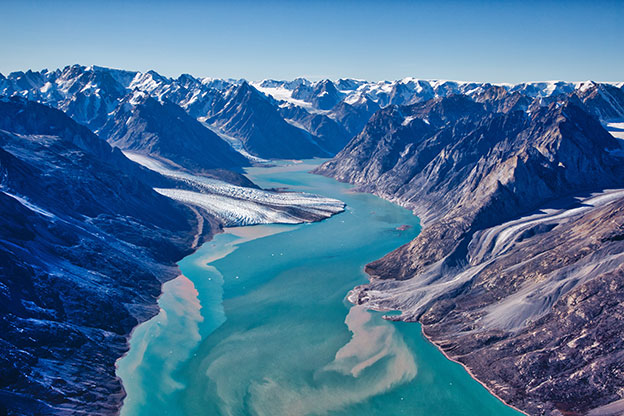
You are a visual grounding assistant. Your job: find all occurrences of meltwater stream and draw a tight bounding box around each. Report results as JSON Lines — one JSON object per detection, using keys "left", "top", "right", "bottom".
{"left": 117, "top": 160, "right": 522, "bottom": 416}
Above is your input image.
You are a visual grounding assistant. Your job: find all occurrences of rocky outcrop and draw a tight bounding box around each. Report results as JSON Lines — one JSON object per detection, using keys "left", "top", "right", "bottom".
{"left": 315, "top": 92, "right": 624, "bottom": 415}
{"left": 309, "top": 79, "right": 344, "bottom": 110}
{"left": 278, "top": 103, "right": 351, "bottom": 154}
{"left": 331, "top": 97, "right": 381, "bottom": 137}
{"left": 420, "top": 194, "right": 624, "bottom": 416}
{"left": 574, "top": 82, "right": 624, "bottom": 121}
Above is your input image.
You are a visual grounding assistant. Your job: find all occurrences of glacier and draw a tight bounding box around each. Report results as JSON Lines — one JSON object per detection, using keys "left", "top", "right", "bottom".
{"left": 124, "top": 152, "right": 345, "bottom": 226}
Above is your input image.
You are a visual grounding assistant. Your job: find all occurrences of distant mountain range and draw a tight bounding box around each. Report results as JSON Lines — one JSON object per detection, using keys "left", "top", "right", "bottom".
{"left": 1, "top": 65, "right": 624, "bottom": 415}
{"left": 3, "top": 65, "right": 623, "bottom": 165}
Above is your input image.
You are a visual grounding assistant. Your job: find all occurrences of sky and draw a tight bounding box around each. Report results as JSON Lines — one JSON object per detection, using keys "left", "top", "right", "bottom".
{"left": 1, "top": 0, "right": 622, "bottom": 83}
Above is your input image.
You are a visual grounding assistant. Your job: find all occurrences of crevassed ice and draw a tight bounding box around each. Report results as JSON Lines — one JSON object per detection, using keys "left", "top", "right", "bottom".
{"left": 124, "top": 152, "right": 344, "bottom": 227}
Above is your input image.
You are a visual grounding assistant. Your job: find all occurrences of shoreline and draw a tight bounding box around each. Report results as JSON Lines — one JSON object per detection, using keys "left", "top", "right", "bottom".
{"left": 115, "top": 159, "right": 342, "bottom": 413}
{"left": 419, "top": 327, "right": 530, "bottom": 416}
{"left": 119, "top": 161, "right": 519, "bottom": 415}
{"left": 346, "top": 287, "right": 529, "bottom": 415}
{"left": 112, "top": 203, "right": 219, "bottom": 412}
{"left": 115, "top": 186, "right": 343, "bottom": 413}
{"left": 113, "top": 206, "right": 221, "bottom": 372}
{"left": 114, "top": 225, "right": 292, "bottom": 413}
{"left": 330, "top": 164, "right": 528, "bottom": 414}
{"left": 345, "top": 208, "right": 528, "bottom": 415}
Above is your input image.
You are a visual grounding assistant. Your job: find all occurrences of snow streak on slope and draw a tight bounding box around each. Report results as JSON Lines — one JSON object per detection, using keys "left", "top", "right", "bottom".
{"left": 1, "top": 190, "right": 56, "bottom": 218}
{"left": 124, "top": 152, "right": 344, "bottom": 226}
{"left": 349, "top": 188, "right": 624, "bottom": 331}
{"left": 605, "top": 121, "right": 624, "bottom": 140}
{"left": 198, "top": 119, "right": 267, "bottom": 163}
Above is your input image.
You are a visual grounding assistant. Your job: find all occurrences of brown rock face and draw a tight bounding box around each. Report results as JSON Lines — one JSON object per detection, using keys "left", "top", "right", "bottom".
{"left": 315, "top": 92, "right": 624, "bottom": 415}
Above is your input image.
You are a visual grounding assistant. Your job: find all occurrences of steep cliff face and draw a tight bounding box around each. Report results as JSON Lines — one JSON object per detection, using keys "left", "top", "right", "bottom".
{"left": 315, "top": 92, "right": 624, "bottom": 415}
{"left": 331, "top": 97, "right": 381, "bottom": 137}
{"left": 309, "top": 79, "right": 344, "bottom": 110}
{"left": 99, "top": 94, "right": 250, "bottom": 172}
{"left": 574, "top": 82, "right": 624, "bottom": 121}
{"left": 0, "top": 98, "right": 215, "bottom": 415}
{"left": 208, "top": 82, "right": 330, "bottom": 159}
{"left": 278, "top": 103, "right": 351, "bottom": 154}
{"left": 419, "top": 194, "right": 624, "bottom": 416}
{"left": 363, "top": 101, "right": 621, "bottom": 279}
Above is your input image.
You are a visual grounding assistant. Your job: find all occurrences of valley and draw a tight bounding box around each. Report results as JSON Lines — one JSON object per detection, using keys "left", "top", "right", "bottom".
{"left": 116, "top": 161, "right": 523, "bottom": 416}
{"left": 1, "top": 65, "right": 624, "bottom": 415}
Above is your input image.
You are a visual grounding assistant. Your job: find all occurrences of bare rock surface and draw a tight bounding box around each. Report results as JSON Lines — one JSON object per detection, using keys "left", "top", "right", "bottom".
{"left": 316, "top": 90, "right": 624, "bottom": 415}
{"left": 0, "top": 98, "right": 216, "bottom": 415}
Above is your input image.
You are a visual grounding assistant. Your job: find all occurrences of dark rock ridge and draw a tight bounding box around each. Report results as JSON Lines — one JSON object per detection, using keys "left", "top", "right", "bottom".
{"left": 0, "top": 66, "right": 346, "bottom": 161}
{"left": 278, "top": 103, "right": 351, "bottom": 154}
{"left": 308, "top": 79, "right": 344, "bottom": 110}
{"left": 99, "top": 94, "right": 250, "bottom": 172}
{"left": 315, "top": 90, "right": 624, "bottom": 415}
{"left": 574, "top": 82, "right": 624, "bottom": 121}
{"left": 331, "top": 97, "right": 381, "bottom": 137}
{"left": 0, "top": 97, "right": 216, "bottom": 415}
{"left": 207, "top": 82, "right": 330, "bottom": 159}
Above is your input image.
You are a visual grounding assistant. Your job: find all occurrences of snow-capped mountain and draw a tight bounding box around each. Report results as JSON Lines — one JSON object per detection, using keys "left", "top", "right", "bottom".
{"left": 99, "top": 93, "right": 250, "bottom": 172}
{"left": 206, "top": 81, "right": 331, "bottom": 159}
{"left": 2, "top": 65, "right": 624, "bottom": 416}
{"left": 2, "top": 65, "right": 624, "bottom": 168}
{"left": 255, "top": 76, "right": 624, "bottom": 118}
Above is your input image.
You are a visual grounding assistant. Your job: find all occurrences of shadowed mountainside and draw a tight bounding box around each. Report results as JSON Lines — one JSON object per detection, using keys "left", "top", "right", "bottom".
{"left": 0, "top": 97, "right": 216, "bottom": 415}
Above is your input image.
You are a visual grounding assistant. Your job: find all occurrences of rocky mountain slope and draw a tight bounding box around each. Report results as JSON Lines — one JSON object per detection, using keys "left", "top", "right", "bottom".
{"left": 99, "top": 93, "right": 250, "bottom": 172}
{"left": 2, "top": 65, "right": 624, "bottom": 415}
{"left": 206, "top": 82, "right": 330, "bottom": 159}
{"left": 0, "top": 96, "right": 346, "bottom": 416}
{"left": 277, "top": 103, "right": 351, "bottom": 155}
{"left": 0, "top": 97, "right": 215, "bottom": 415}
{"left": 315, "top": 90, "right": 624, "bottom": 415}
{"left": 0, "top": 66, "right": 353, "bottom": 161}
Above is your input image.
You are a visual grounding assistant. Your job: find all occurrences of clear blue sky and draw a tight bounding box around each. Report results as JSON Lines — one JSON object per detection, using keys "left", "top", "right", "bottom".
{"left": 1, "top": 0, "right": 622, "bottom": 83}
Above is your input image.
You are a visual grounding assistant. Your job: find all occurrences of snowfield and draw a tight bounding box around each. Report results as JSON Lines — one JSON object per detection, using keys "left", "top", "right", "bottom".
{"left": 124, "top": 152, "right": 345, "bottom": 226}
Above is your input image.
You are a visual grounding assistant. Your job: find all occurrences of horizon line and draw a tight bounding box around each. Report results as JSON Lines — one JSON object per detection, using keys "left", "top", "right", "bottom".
{"left": 2, "top": 63, "right": 623, "bottom": 87}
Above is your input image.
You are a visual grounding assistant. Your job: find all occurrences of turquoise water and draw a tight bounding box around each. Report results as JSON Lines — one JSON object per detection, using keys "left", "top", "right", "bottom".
{"left": 117, "top": 160, "right": 522, "bottom": 416}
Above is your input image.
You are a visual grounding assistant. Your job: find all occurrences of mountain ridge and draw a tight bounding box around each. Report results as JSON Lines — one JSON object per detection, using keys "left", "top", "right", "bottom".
{"left": 0, "top": 97, "right": 216, "bottom": 415}
{"left": 314, "top": 90, "right": 624, "bottom": 415}
{"left": 3, "top": 65, "right": 623, "bottom": 168}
